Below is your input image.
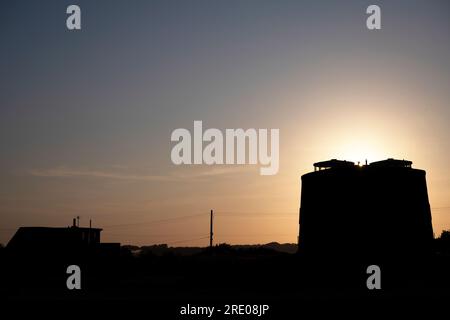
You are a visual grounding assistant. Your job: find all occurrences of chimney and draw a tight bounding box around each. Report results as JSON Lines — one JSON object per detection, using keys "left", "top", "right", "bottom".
{"left": 72, "top": 218, "right": 76, "bottom": 227}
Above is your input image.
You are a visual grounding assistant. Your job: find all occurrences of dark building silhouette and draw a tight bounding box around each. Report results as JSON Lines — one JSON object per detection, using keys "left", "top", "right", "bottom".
{"left": 299, "top": 158, "right": 434, "bottom": 257}
{"left": 6, "top": 219, "right": 120, "bottom": 257}
{"left": 7, "top": 219, "right": 101, "bottom": 252}
{"left": 4, "top": 220, "right": 121, "bottom": 292}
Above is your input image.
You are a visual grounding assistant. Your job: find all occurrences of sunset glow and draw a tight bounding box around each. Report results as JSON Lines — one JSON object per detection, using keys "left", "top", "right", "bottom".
{"left": 1, "top": 0, "right": 449, "bottom": 247}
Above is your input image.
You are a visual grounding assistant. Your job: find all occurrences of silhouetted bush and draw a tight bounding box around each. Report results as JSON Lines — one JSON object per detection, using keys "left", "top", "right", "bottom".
{"left": 440, "top": 230, "right": 450, "bottom": 241}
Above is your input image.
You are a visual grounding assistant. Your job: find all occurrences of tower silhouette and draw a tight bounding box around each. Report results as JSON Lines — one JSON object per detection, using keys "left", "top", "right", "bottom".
{"left": 299, "top": 158, "right": 433, "bottom": 258}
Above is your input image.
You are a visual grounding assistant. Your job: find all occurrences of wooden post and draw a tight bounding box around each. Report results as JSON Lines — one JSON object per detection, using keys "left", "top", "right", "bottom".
{"left": 210, "top": 209, "right": 214, "bottom": 248}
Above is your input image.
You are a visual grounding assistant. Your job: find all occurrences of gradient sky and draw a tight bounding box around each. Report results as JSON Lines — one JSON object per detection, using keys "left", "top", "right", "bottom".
{"left": 1, "top": 0, "right": 449, "bottom": 246}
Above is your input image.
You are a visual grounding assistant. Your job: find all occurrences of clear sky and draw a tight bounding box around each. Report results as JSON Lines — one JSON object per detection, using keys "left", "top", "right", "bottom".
{"left": 1, "top": 0, "right": 449, "bottom": 246}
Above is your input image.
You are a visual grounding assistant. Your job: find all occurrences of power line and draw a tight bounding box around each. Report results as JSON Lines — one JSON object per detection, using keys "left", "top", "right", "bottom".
{"left": 83, "top": 211, "right": 296, "bottom": 230}
{"left": 216, "top": 211, "right": 296, "bottom": 215}
{"left": 165, "top": 236, "right": 210, "bottom": 245}
{"left": 102, "top": 212, "right": 208, "bottom": 228}
{"left": 215, "top": 212, "right": 297, "bottom": 217}
{"left": 102, "top": 232, "right": 206, "bottom": 238}
{"left": 216, "top": 233, "right": 295, "bottom": 237}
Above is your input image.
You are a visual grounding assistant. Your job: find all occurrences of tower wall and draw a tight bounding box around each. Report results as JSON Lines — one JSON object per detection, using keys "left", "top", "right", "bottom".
{"left": 299, "top": 162, "right": 433, "bottom": 257}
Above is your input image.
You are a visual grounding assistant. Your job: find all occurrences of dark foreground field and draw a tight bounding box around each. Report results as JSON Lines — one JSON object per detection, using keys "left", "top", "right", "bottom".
{"left": 1, "top": 243, "right": 450, "bottom": 317}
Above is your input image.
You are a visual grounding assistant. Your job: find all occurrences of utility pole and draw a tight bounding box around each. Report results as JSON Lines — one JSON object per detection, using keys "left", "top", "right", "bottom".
{"left": 210, "top": 209, "right": 214, "bottom": 248}
{"left": 89, "top": 219, "right": 92, "bottom": 245}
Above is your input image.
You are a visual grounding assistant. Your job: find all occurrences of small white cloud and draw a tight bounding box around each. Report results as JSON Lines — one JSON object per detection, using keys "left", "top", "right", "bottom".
{"left": 29, "top": 165, "right": 249, "bottom": 182}
{"left": 29, "top": 166, "right": 173, "bottom": 182}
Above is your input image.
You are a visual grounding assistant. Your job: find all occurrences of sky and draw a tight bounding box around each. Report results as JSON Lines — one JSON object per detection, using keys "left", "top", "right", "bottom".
{"left": 1, "top": 0, "right": 449, "bottom": 246}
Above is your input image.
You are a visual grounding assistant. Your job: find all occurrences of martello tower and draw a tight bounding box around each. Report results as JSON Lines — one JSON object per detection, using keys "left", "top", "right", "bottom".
{"left": 299, "top": 159, "right": 433, "bottom": 257}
